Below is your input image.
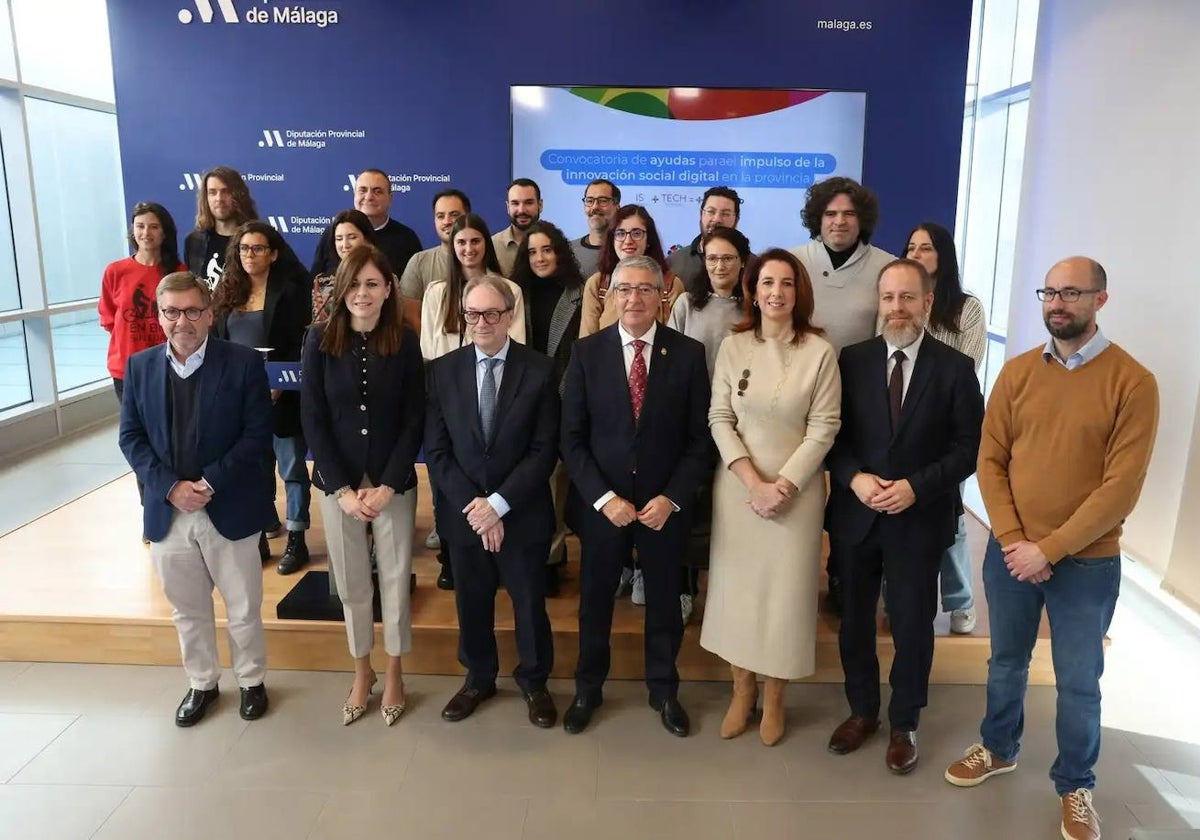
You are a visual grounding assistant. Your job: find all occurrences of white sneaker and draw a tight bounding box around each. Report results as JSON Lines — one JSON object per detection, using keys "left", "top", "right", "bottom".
{"left": 950, "top": 607, "right": 977, "bottom": 634}
{"left": 615, "top": 567, "right": 634, "bottom": 599}
{"left": 680, "top": 593, "right": 694, "bottom": 624}
{"left": 631, "top": 570, "right": 646, "bottom": 606}
{"left": 424, "top": 529, "right": 441, "bottom": 550}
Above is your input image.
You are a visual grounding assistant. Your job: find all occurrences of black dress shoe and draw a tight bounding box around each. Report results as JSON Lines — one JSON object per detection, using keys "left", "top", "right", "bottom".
{"left": 650, "top": 696, "right": 691, "bottom": 737}
{"left": 175, "top": 687, "right": 219, "bottom": 727}
{"left": 441, "top": 684, "right": 495, "bottom": 722}
{"left": 277, "top": 531, "right": 310, "bottom": 575}
{"left": 258, "top": 533, "right": 270, "bottom": 564}
{"left": 264, "top": 521, "right": 284, "bottom": 539}
{"left": 436, "top": 562, "right": 455, "bottom": 591}
{"left": 524, "top": 687, "right": 558, "bottom": 728}
{"left": 563, "top": 695, "right": 600, "bottom": 734}
{"left": 239, "top": 684, "right": 269, "bottom": 720}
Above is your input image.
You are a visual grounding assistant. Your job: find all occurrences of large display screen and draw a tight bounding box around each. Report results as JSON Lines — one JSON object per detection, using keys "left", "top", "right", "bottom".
{"left": 512, "top": 86, "right": 868, "bottom": 254}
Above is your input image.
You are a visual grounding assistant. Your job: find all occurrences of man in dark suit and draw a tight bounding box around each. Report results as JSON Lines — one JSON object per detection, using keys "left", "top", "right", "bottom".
{"left": 560, "top": 255, "right": 712, "bottom": 737}
{"left": 118, "top": 271, "right": 275, "bottom": 727}
{"left": 425, "top": 275, "right": 561, "bottom": 727}
{"left": 825, "top": 258, "right": 984, "bottom": 772}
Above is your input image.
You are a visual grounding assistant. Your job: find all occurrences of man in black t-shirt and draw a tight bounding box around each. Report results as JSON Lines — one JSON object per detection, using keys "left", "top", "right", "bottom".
{"left": 184, "top": 167, "right": 257, "bottom": 288}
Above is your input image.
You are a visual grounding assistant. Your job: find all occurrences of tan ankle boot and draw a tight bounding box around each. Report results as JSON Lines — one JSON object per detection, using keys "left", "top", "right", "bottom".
{"left": 720, "top": 665, "right": 758, "bottom": 739}
{"left": 760, "top": 677, "right": 787, "bottom": 746}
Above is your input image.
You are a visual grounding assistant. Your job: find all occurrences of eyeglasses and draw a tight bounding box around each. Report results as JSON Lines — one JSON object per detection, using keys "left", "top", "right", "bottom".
{"left": 704, "top": 254, "right": 740, "bottom": 266}
{"left": 612, "top": 228, "right": 646, "bottom": 242}
{"left": 582, "top": 196, "right": 615, "bottom": 208}
{"left": 161, "top": 306, "right": 208, "bottom": 322}
{"left": 238, "top": 244, "right": 270, "bottom": 256}
{"left": 613, "top": 284, "right": 661, "bottom": 298}
{"left": 463, "top": 308, "right": 511, "bottom": 325}
{"left": 702, "top": 207, "right": 736, "bottom": 219}
{"left": 1035, "top": 288, "right": 1101, "bottom": 302}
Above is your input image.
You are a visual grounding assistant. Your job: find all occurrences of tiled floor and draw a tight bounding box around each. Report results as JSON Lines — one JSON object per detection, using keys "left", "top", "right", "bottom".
{"left": 3, "top": 429, "right": 1200, "bottom": 839}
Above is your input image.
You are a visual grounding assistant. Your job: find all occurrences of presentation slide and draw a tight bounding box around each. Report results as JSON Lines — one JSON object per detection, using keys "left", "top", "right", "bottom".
{"left": 512, "top": 86, "right": 867, "bottom": 256}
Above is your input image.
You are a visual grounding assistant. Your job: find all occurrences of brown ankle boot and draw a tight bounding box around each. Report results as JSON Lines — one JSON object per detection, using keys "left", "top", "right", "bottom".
{"left": 719, "top": 665, "right": 758, "bottom": 739}
{"left": 760, "top": 677, "right": 787, "bottom": 746}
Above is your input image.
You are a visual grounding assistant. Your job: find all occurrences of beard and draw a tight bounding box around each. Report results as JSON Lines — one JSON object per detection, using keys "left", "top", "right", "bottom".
{"left": 882, "top": 314, "right": 925, "bottom": 349}
{"left": 1044, "top": 311, "right": 1089, "bottom": 340}
{"left": 511, "top": 213, "right": 538, "bottom": 232}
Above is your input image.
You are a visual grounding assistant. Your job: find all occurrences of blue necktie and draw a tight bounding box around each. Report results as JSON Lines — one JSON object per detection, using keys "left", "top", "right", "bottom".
{"left": 480, "top": 357, "right": 500, "bottom": 441}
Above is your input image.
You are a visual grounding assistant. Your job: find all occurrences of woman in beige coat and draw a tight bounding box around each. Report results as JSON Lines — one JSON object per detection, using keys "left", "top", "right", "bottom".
{"left": 700, "top": 248, "right": 841, "bottom": 745}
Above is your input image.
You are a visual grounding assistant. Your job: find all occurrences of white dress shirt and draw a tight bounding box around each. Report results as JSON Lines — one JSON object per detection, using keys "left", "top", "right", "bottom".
{"left": 166, "top": 337, "right": 208, "bottom": 380}
{"left": 884, "top": 329, "right": 925, "bottom": 405}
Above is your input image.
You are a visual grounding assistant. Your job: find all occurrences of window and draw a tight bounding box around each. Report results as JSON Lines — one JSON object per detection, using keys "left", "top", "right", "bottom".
{"left": 50, "top": 311, "right": 108, "bottom": 393}
{"left": 0, "top": 318, "right": 30, "bottom": 409}
{"left": 11, "top": 0, "right": 114, "bottom": 102}
{"left": 25, "top": 98, "right": 125, "bottom": 305}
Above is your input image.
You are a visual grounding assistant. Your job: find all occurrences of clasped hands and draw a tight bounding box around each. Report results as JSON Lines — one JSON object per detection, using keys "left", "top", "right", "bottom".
{"left": 747, "top": 477, "right": 796, "bottom": 519}
{"left": 1001, "top": 540, "right": 1052, "bottom": 583}
{"left": 850, "top": 472, "right": 916, "bottom": 515}
{"left": 167, "top": 480, "right": 213, "bottom": 513}
{"left": 337, "top": 484, "right": 395, "bottom": 523}
{"left": 601, "top": 494, "right": 673, "bottom": 531}
{"left": 463, "top": 498, "right": 505, "bottom": 552}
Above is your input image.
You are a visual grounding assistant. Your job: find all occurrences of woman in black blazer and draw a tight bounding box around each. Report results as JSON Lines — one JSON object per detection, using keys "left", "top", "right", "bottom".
{"left": 300, "top": 244, "right": 425, "bottom": 727}
{"left": 212, "top": 221, "right": 312, "bottom": 574}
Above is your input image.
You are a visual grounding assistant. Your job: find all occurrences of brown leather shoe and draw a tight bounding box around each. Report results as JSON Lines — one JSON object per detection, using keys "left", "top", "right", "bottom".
{"left": 828, "top": 715, "right": 880, "bottom": 754}
{"left": 524, "top": 687, "right": 557, "bottom": 729}
{"left": 440, "top": 684, "right": 496, "bottom": 722}
{"left": 886, "top": 728, "right": 919, "bottom": 774}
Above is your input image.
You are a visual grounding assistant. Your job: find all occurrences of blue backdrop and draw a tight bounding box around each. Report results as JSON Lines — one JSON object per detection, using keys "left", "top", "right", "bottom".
{"left": 107, "top": 1, "right": 972, "bottom": 265}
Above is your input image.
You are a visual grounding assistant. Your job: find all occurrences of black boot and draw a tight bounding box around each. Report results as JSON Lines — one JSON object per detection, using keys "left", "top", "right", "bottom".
{"left": 258, "top": 532, "right": 270, "bottom": 564}
{"left": 277, "top": 530, "right": 309, "bottom": 575}
{"left": 436, "top": 550, "right": 454, "bottom": 590}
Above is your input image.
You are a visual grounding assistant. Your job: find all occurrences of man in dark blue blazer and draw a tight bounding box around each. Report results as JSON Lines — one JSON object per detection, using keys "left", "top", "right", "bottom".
{"left": 825, "top": 259, "right": 984, "bottom": 772}
{"left": 425, "top": 276, "right": 561, "bottom": 727}
{"left": 118, "top": 272, "right": 275, "bottom": 727}
{"left": 560, "top": 255, "right": 712, "bottom": 737}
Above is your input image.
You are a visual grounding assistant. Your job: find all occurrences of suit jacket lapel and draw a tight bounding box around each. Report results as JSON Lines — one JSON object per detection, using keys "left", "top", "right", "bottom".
{"left": 895, "top": 335, "right": 935, "bottom": 438}
{"left": 865, "top": 337, "right": 892, "bottom": 435}
{"left": 604, "top": 326, "right": 636, "bottom": 432}
{"left": 638, "top": 327, "right": 673, "bottom": 431}
{"left": 547, "top": 285, "right": 582, "bottom": 359}
{"left": 492, "top": 347, "right": 525, "bottom": 444}
{"left": 262, "top": 277, "right": 282, "bottom": 353}
{"left": 457, "top": 348, "right": 485, "bottom": 449}
{"left": 148, "top": 350, "right": 171, "bottom": 461}
{"left": 195, "top": 339, "right": 229, "bottom": 449}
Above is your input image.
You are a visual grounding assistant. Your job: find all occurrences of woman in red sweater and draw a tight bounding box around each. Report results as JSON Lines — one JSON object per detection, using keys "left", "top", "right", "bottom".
{"left": 99, "top": 202, "right": 185, "bottom": 398}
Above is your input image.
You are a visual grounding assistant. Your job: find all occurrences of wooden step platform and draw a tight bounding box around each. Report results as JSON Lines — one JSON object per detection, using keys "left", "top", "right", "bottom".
{"left": 0, "top": 468, "right": 1056, "bottom": 684}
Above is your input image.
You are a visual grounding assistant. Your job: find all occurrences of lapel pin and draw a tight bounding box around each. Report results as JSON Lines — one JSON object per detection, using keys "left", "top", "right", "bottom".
{"left": 660, "top": 347, "right": 667, "bottom": 356}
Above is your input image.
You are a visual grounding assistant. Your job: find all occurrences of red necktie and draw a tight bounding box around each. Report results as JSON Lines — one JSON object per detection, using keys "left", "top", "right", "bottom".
{"left": 629, "top": 339, "right": 647, "bottom": 422}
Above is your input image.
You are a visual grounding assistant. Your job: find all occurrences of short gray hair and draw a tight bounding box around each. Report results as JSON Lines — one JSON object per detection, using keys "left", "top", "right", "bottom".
{"left": 612, "top": 255, "right": 663, "bottom": 289}
{"left": 157, "top": 271, "right": 212, "bottom": 305}
{"left": 463, "top": 273, "right": 516, "bottom": 311}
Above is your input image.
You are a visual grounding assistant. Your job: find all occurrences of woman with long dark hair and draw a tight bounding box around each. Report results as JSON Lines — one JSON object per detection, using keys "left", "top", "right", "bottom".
{"left": 302, "top": 244, "right": 424, "bottom": 726}
{"left": 510, "top": 220, "right": 585, "bottom": 591}
{"left": 100, "top": 202, "right": 184, "bottom": 401}
{"left": 212, "top": 221, "right": 313, "bottom": 574}
{"left": 312, "top": 209, "right": 377, "bottom": 322}
{"left": 701, "top": 248, "right": 841, "bottom": 746}
{"left": 903, "top": 221, "right": 986, "bottom": 634}
{"left": 578, "top": 204, "right": 684, "bottom": 337}
{"left": 420, "top": 213, "right": 525, "bottom": 361}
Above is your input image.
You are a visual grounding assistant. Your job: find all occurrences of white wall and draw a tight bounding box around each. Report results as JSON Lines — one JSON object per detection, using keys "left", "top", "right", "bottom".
{"left": 1007, "top": 0, "right": 1200, "bottom": 577}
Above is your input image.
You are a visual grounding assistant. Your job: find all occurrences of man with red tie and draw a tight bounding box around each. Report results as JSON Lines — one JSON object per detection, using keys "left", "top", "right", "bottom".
{"left": 560, "top": 255, "right": 713, "bottom": 737}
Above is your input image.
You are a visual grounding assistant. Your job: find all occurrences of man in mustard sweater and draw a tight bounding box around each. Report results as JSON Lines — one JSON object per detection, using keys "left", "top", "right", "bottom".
{"left": 944, "top": 257, "right": 1159, "bottom": 840}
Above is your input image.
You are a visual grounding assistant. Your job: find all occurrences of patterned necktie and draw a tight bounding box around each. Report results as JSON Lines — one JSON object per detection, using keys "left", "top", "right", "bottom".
{"left": 479, "top": 357, "right": 500, "bottom": 441}
{"left": 629, "top": 339, "right": 647, "bottom": 423}
{"left": 888, "top": 349, "right": 906, "bottom": 431}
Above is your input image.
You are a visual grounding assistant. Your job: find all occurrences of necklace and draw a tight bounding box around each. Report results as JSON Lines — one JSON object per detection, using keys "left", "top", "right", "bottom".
{"left": 738, "top": 333, "right": 798, "bottom": 415}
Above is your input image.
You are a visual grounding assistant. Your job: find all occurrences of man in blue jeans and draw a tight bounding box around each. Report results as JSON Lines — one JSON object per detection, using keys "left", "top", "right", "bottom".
{"left": 944, "top": 257, "right": 1159, "bottom": 840}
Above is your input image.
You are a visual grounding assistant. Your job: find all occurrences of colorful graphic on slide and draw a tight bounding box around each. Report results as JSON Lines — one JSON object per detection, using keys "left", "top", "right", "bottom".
{"left": 513, "top": 86, "right": 866, "bottom": 253}
{"left": 567, "top": 87, "right": 828, "bottom": 121}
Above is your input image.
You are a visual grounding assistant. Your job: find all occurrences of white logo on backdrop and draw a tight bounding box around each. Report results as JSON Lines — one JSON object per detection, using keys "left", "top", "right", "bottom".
{"left": 177, "top": 0, "right": 238, "bottom": 24}
{"left": 259, "top": 129, "right": 286, "bottom": 148}
{"left": 179, "top": 172, "right": 204, "bottom": 191}
{"left": 266, "top": 216, "right": 290, "bottom": 233}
